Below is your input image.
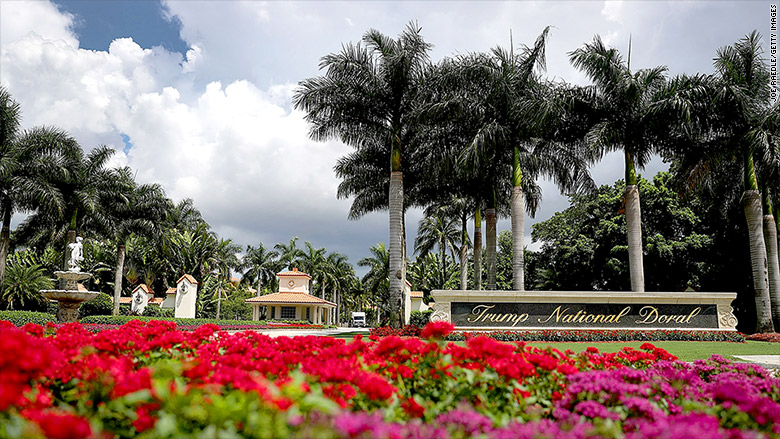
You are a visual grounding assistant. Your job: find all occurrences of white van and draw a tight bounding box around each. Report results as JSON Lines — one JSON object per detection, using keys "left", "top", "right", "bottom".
{"left": 351, "top": 312, "right": 366, "bottom": 327}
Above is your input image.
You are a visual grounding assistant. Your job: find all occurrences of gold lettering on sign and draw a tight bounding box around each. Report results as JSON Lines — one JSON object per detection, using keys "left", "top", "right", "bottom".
{"left": 538, "top": 305, "right": 631, "bottom": 324}
{"left": 468, "top": 304, "right": 529, "bottom": 327}
{"left": 635, "top": 306, "right": 701, "bottom": 324}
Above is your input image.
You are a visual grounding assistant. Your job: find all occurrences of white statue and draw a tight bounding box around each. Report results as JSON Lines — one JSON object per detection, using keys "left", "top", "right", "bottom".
{"left": 67, "top": 237, "right": 84, "bottom": 272}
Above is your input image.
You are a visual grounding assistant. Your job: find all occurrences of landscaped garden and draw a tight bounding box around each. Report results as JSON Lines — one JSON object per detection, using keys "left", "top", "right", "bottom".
{"left": 1, "top": 319, "right": 778, "bottom": 439}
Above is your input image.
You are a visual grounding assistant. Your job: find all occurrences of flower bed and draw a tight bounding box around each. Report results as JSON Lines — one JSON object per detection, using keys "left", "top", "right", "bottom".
{"left": 1, "top": 320, "right": 778, "bottom": 438}
{"left": 746, "top": 332, "right": 780, "bottom": 343}
{"left": 370, "top": 326, "right": 747, "bottom": 342}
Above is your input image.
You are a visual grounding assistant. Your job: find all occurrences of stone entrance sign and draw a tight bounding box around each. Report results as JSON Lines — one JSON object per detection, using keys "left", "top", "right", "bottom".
{"left": 431, "top": 290, "right": 738, "bottom": 331}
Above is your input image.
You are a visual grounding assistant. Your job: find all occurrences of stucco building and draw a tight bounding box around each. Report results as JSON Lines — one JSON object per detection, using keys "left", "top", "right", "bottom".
{"left": 245, "top": 268, "right": 336, "bottom": 324}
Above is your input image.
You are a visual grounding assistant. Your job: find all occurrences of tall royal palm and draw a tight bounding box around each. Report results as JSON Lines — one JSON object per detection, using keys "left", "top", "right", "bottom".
{"left": 294, "top": 22, "right": 432, "bottom": 327}
{"left": 569, "top": 36, "right": 669, "bottom": 292}
{"left": 706, "top": 32, "right": 777, "bottom": 331}
{"left": 0, "top": 87, "right": 80, "bottom": 285}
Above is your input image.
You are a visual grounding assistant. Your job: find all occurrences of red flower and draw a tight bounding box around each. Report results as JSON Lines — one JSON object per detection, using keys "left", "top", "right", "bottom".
{"left": 23, "top": 409, "right": 92, "bottom": 439}
{"left": 420, "top": 321, "right": 455, "bottom": 340}
{"left": 401, "top": 397, "right": 426, "bottom": 418}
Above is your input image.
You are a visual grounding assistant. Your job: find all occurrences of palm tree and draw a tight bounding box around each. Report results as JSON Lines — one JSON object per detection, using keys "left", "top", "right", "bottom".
{"left": 294, "top": 22, "right": 432, "bottom": 327}
{"left": 1, "top": 262, "right": 52, "bottom": 311}
{"left": 0, "top": 87, "right": 81, "bottom": 286}
{"left": 322, "top": 252, "right": 354, "bottom": 325}
{"left": 101, "top": 167, "right": 169, "bottom": 315}
{"left": 241, "top": 243, "right": 279, "bottom": 295}
{"left": 299, "top": 241, "right": 327, "bottom": 296}
{"left": 358, "top": 243, "right": 390, "bottom": 324}
{"left": 275, "top": 237, "right": 303, "bottom": 271}
{"left": 16, "top": 144, "right": 117, "bottom": 272}
{"left": 674, "top": 33, "right": 778, "bottom": 331}
{"left": 414, "top": 205, "right": 460, "bottom": 289}
{"left": 568, "top": 35, "right": 669, "bottom": 292}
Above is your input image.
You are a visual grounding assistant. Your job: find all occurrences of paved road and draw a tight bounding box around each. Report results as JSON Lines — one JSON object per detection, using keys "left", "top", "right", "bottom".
{"left": 241, "top": 327, "right": 371, "bottom": 338}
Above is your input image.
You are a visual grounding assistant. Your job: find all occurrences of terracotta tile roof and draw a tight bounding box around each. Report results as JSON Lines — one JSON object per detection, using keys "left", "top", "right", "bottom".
{"left": 410, "top": 291, "right": 423, "bottom": 299}
{"left": 166, "top": 287, "right": 177, "bottom": 295}
{"left": 132, "top": 284, "right": 154, "bottom": 295}
{"left": 177, "top": 274, "right": 199, "bottom": 285}
{"left": 276, "top": 267, "right": 311, "bottom": 279}
{"left": 245, "top": 292, "right": 334, "bottom": 306}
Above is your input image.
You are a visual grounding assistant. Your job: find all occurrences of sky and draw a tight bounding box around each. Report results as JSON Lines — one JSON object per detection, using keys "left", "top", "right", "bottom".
{"left": 0, "top": 0, "right": 775, "bottom": 277}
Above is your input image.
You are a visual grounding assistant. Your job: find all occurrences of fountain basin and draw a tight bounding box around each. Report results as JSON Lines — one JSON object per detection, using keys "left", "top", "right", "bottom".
{"left": 41, "top": 289, "right": 100, "bottom": 323}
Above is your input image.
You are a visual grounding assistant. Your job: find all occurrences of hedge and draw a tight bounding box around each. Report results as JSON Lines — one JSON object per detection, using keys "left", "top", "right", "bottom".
{"left": 80, "top": 315, "right": 332, "bottom": 328}
{"left": 0, "top": 310, "right": 56, "bottom": 326}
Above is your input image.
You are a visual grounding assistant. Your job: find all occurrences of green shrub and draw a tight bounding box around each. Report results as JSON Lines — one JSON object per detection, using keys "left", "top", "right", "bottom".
{"left": 410, "top": 310, "right": 433, "bottom": 327}
{"left": 79, "top": 293, "right": 113, "bottom": 318}
{"left": 0, "top": 310, "right": 56, "bottom": 326}
{"left": 143, "top": 306, "right": 174, "bottom": 318}
{"left": 80, "top": 315, "right": 310, "bottom": 326}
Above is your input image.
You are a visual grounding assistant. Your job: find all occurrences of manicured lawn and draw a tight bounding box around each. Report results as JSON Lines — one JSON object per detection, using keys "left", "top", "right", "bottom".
{"left": 524, "top": 340, "right": 780, "bottom": 361}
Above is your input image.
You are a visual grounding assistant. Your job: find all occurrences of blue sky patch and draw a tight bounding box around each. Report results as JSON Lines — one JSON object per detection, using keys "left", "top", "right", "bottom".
{"left": 120, "top": 133, "right": 133, "bottom": 154}
{"left": 54, "top": 0, "right": 188, "bottom": 54}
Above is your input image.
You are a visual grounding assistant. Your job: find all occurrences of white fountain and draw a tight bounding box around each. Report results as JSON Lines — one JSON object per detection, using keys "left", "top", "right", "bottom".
{"left": 40, "top": 237, "right": 100, "bottom": 323}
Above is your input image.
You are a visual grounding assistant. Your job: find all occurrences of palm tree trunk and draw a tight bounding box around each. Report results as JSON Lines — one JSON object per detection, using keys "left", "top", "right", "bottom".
{"left": 460, "top": 211, "right": 468, "bottom": 290}
{"left": 762, "top": 212, "right": 780, "bottom": 331}
{"left": 216, "top": 286, "right": 222, "bottom": 320}
{"left": 486, "top": 207, "right": 497, "bottom": 290}
{"left": 744, "top": 190, "right": 773, "bottom": 332}
{"left": 0, "top": 201, "right": 12, "bottom": 287}
{"left": 511, "top": 148, "right": 525, "bottom": 291}
{"left": 440, "top": 236, "right": 446, "bottom": 288}
{"left": 389, "top": 171, "right": 404, "bottom": 328}
{"left": 624, "top": 152, "right": 644, "bottom": 292}
{"left": 474, "top": 208, "right": 482, "bottom": 290}
{"left": 256, "top": 278, "right": 262, "bottom": 297}
{"left": 112, "top": 243, "right": 126, "bottom": 316}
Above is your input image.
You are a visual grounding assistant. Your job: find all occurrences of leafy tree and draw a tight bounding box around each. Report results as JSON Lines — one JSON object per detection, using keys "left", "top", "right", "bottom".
{"left": 295, "top": 22, "right": 433, "bottom": 327}
{"left": 531, "top": 173, "right": 713, "bottom": 292}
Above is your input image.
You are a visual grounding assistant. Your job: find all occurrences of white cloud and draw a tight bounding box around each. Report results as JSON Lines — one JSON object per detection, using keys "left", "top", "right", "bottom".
{"left": 0, "top": 0, "right": 78, "bottom": 49}
{"left": 601, "top": 1, "right": 625, "bottom": 24}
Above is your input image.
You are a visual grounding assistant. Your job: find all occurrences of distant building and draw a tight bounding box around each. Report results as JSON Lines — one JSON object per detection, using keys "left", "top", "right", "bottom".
{"left": 404, "top": 279, "right": 429, "bottom": 324}
{"left": 245, "top": 268, "right": 336, "bottom": 324}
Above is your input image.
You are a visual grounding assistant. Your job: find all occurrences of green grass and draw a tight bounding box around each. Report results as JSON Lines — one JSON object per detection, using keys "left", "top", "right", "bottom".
{"left": 523, "top": 341, "right": 780, "bottom": 362}
{"left": 327, "top": 333, "right": 778, "bottom": 361}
